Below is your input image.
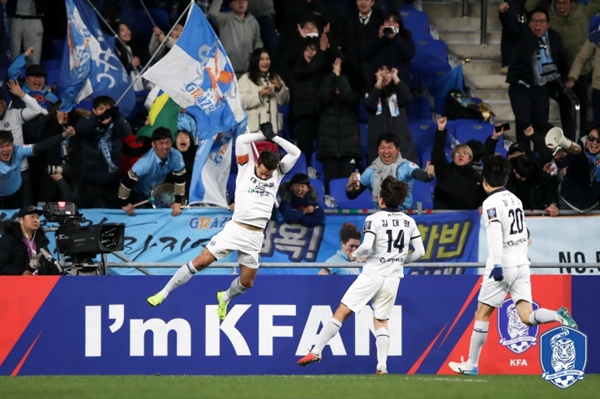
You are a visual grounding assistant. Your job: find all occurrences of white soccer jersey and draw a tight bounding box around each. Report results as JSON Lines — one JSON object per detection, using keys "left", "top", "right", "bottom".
{"left": 231, "top": 159, "right": 283, "bottom": 229}
{"left": 358, "top": 210, "right": 421, "bottom": 278}
{"left": 482, "top": 188, "right": 530, "bottom": 269}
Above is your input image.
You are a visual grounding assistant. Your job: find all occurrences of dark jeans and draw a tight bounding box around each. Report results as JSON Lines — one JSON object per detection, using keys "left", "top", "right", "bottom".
{"left": 294, "top": 117, "right": 320, "bottom": 168}
{"left": 509, "top": 83, "right": 550, "bottom": 144}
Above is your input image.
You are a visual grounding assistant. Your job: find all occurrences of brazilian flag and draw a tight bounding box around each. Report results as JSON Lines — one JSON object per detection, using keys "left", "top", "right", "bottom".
{"left": 136, "top": 91, "right": 180, "bottom": 140}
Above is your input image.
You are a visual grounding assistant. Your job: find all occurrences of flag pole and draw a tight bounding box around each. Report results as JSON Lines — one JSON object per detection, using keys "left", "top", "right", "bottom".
{"left": 138, "top": 0, "right": 158, "bottom": 27}
{"left": 114, "top": 1, "right": 192, "bottom": 107}
{"left": 84, "top": 0, "right": 131, "bottom": 55}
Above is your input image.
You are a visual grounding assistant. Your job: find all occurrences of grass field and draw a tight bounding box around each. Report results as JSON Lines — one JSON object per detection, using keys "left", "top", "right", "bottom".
{"left": 0, "top": 374, "right": 598, "bottom": 399}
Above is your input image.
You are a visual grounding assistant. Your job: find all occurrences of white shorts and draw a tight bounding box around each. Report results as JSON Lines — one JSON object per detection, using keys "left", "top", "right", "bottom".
{"left": 341, "top": 274, "right": 401, "bottom": 320}
{"left": 478, "top": 265, "right": 532, "bottom": 308}
{"left": 206, "top": 221, "right": 264, "bottom": 269}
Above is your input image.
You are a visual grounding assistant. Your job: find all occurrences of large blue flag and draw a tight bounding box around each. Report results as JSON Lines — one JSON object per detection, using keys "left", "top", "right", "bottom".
{"left": 0, "top": 2, "right": 10, "bottom": 102}
{"left": 59, "top": 0, "right": 135, "bottom": 116}
{"left": 142, "top": 3, "right": 247, "bottom": 140}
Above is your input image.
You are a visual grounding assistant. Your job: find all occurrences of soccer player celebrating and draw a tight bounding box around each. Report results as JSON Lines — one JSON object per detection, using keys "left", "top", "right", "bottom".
{"left": 146, "top": 122, "right": 300, "bottom": 319}
{"left": 297, "top": 176, "right": 425, "bottom": 374}
{"left": 448, "top": 155, "right": 578, "bottom": 376}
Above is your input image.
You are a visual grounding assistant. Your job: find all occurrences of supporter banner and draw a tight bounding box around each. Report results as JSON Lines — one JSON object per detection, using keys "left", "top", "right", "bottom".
{"left": 0, "top": 275, "right": 597, "bottom": 376}
{"left": 0, "top": 209, "right": 480, "bottom": 275}
{"left": 477, "top": 215, "right": 600, "bottom": 275}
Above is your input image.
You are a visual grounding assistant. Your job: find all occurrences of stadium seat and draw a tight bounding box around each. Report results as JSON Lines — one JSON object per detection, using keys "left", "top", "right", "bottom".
{"left": 408, "top": 95, "right": 433, "bottom": 121}
{"left": 285, "top": 152, "right": 307, "bottom": 176}
{"left": 412, "top": 179, "right": 434, "bottom": 210}
{"left": 226, "top": 173, "right": 236, "bottom": 204}
{"left": 400, "top": 10, "right": 430, "bottom": 35}
{"left": 328, "top": 178, "right": 374, "bottom": 210}
{"left": 409, "top": 120, "right": 437, "bottom": 154}
{"left": 41, "top": 59, "right": 62, "bottom": 86}
{"left": 309, "top": 178, "right": 326, "bottom": 205}
{"left": 454, "top": 122, "right": 495, "bottom": 145}
{"left": 310, "top": 152, "right": 324, "bottom": 181}
{"left": 413, "top": 38, "right": 448, "bottom": 64}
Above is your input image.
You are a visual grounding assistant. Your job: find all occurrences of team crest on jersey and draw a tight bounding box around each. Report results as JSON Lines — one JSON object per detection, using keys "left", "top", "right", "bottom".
{"left": 486, "top": 208, "right": 497, "bottom": 219}
{"left": 498, "top": 299, "right": 539, "bottom": 354}
{"left": 364, "top": 220, "right": 371, "bottom": 230}
{"left": 540, "top": 327, "right": 586, "bottom": 389}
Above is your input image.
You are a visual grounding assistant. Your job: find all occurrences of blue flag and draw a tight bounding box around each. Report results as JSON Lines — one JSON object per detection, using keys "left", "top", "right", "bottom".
{"left": 59, "top": 0, "right": 135, "bottom": 116}
{"left": 142, "top": 3, "right": 247, "bottom": 140}
{"left": 0, "top": 3, "right": 10, "bottom": 101}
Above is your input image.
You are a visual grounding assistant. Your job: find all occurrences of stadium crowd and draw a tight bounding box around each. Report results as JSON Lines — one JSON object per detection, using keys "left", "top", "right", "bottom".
{"left": 0, "top": 0, "right": 599, "bottom": 217}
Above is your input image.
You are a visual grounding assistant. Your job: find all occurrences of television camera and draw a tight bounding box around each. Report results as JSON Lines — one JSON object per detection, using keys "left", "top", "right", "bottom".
{"left": 43, "top": 202, "right": 125, "bottom": 275}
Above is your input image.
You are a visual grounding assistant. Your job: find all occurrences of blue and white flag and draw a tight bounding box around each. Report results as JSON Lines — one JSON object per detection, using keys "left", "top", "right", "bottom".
{"left": 188, "top": 132, "right": 233, "bottom": 208}
{"left": 142, "top": 3, "right": 247, "bottom": 140}
{"left": 59, "top": 0, "right": 135, "bottom": 116}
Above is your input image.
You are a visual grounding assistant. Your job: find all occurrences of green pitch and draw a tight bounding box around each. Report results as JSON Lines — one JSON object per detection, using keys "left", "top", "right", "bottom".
{"left": 1, "top": 374, "right": 598, "bottom": 399}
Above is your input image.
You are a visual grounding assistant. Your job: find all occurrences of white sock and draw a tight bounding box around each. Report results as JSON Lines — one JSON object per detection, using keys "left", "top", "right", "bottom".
{"left": 529, "top": 308, "right": 558, "bottom": 325}
{"left": 468, "top": 320, "right": 488, "bottom": 367}
{"left": 375, "top": 328, "right": 390, "bottom": 371}
{"left": 312, "top": 318, "right": 342, "bottom": 356}
{"left": 221, "top": 277, "right": 247, "bottom": 302}
{"left": 159, "top": 262, "right": 196, "bottom": 298}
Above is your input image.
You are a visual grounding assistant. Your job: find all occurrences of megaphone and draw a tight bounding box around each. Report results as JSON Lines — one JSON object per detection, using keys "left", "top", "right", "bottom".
{"left": 545, "top": 127, "right": 581, "bottom": 154}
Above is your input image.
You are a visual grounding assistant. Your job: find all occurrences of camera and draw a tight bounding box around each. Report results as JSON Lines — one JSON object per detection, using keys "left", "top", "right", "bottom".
{"left": 43, "top": 202, "right": 125, "bottom": 273}
{"left": 383, "top": 26, "right": 397, "bottom": 36}
{"left": 47, "top": 165, "right": 63, "bottom": 175}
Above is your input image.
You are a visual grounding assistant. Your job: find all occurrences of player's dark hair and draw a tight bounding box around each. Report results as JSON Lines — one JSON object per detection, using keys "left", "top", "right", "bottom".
{"left": 339, "top": 222, "right": 361, "bottom": 243}
{"left": 152, "top": 127, "right": 173, "bottom": 141}
{"left": 511, "top": 153, "right": 540, "bottom": 181}
{"left": 377, "top": 132, "right": 400, "bottom": 149}
{"left": 482, "top": 154, "right": 511, "bottom": 187}
{"left": 257, "top": 150, "right": 281, "bottom": 171}
{"left": 0, "top": 130, "right": 14, "bottom": 145}
{"left": 380, "top": 175, "right": 408, "bottom": 207}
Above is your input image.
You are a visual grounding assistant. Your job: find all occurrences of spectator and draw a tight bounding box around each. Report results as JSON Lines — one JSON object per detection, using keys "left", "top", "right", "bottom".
{"left": 289, "top": 39, "right": 330, "bottom": 163}
{"left": 0, "top": 79, "right": 48, "bottom": 207}
{"left": 248, "top": 0, "right": 278, "bottom": 55}
{"left": 118, "top": 127, "right": 186, "bottom": 217}
{"left": 361, "top": 10, "right": 415, "bottom": 87}
{"left": 319, "top": 221, "right": 362, "bottom": 275}
{"left": 170, "top": 129, "right": 197, "bottom": 202}
{"left": 347, "top": 132, "right": 435, "bottom": 209}
{"left": 500, "top": 6, "right": 568, "bottom": 144}
{"left": 531, "top": 0, "right": 600, "bottom": 137}
{"left": 466, "top": 139, "right": 485, "bottom": 175}
{"left": 340, "top": 0, "right": 385, "bottom": 93}
{"left": 316, "top": 57, "right": 363, "bottom": 191}
{"left": 497, "top": 0, "right": 527, "bottom": 75}
{"left": 147, "top": 22, "right": 183, "bottom": 65}
{"left": 506, "top": 153, "right": 560, "bottom": 215}
{"left": 485, "top": 123, "right": 554, "bottom": 166}
{"left": 7, "top": 0, "right": 45, "bottom": 66}
{"left": 113, "top": 21, "right": 147, "bottom": 92}
{"left": 431, "top": 116, "right": 486, "bottom": 210}
{"left": 0, "top": 205, "right": 61, "bottom": 275}
{"left": 239, "top": 47, "right": 289, "bottom": 152}
{"left": 208, "top": 0, "right": 263, "bottom": 78}
{"left": 565, "top": 28, "right": 600, "bottom": 125}
{"left": 0, "top": 127, "right": 74, "bottom": 209}
{"left": 75, "top": 95, "right": 131, "bottom": 209}
{"left": 553, "top": 125, "right": 600, "bottom": 213}
{"left": 363, "top": 63, "right": 415, "bottom": 164}
{"left": 278, "top": 172, "right": 325, "bottom": 227}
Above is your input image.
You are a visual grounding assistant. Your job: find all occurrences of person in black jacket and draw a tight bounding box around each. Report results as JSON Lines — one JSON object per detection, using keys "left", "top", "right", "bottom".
{"left": 74, "top": 96, "right": 131, "bottom": 209}
{"left": 506, "top": 153, "right": 560, "bottom": 216}
{"left": 431, "top": 116, "right": 486, "bottom": 210}
{"left": 0, "top": 206, "right": 59, "bottom": 276}
{"left": 500, "top": 6, "right": 568, "bottom": 143}
{"left": 316, "top": 57, "right": 363, "bottom": 191}
{"left": 278, "top": 173, "right": 325, "bottom": 227}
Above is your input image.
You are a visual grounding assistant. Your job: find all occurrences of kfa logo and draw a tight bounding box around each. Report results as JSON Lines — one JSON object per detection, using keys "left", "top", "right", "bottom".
{"left": 498, "top": 299, "right": 539, "bottom": 354}
{"left": 540, "top": 327, "right": 586, "bottom": 389}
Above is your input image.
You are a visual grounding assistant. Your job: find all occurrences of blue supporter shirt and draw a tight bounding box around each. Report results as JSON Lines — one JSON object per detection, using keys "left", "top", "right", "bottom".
{"left": 324, "top": 251, "right": 360, "bottom": 275}
{"left": 0, "top": 144, "right": 33, "bottom": 196}
{"left": 131, "top": 148, "right": 185, "bottom": 197}
{"left": 360, "top": 161, "right": 420, "bottom": 209}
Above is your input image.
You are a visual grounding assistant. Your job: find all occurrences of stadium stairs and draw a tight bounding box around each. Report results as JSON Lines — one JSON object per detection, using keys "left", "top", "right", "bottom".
{"left": 422, "top": 0, "right": 563, "bottom": 142}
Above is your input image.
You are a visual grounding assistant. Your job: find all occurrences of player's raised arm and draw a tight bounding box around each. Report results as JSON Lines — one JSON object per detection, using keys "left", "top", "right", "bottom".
{"left": 258, "top": 122, "right": 300, "bottom": 174}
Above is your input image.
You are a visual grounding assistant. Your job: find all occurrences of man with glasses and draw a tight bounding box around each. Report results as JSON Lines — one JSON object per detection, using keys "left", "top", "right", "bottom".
{"left": 499, "top": 6, "right": 569, "bottom": 144}
{"left": 146, "top": 122, "right": 301, "bottom": 320}
{"left": 527, "top": 0, "right": 600, "bottom": 137}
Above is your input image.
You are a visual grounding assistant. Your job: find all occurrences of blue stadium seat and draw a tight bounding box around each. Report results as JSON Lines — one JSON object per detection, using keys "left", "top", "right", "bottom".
{"left": 285, "top": 152, "right": 307, "bottom": 176}
{"left": 310, "top": 178, "right": 326, "bottom": 205}
{"left": 400, "top": 10, "right": 430, "bottom": 35}
{"left": 41, "top": 59, "right": 62, "bottom": 86}
{"left": 408, "top": 95, "right": 433, "bottom": 121}
{"left": 310, "top": 152, "right": 325, "bottom": 181}
{"left": 413, "top": 38, "right": 448, "bottom": 64}
{"left": 328, "top": 178, "right": 374, "bottom": 210}
{"left": 410, "top": 120, "right": 437, "bottom": 155}
{"left": 226, "top": 173, "right": 236, "bottom": 204}
{"left": 454, "top": 122, "right": 495, "bottom": 145}
{"left": 412, "top": 179, "right": 434, "bottom": 210}
{"left": 589, "top": 14, "right": 600, "bottom": 31}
